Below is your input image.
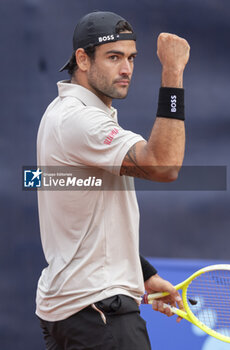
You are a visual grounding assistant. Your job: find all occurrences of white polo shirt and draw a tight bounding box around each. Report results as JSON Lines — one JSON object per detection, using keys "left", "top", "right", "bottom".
{"left": 36, "top": 80, "right": 145, "bottom": 321}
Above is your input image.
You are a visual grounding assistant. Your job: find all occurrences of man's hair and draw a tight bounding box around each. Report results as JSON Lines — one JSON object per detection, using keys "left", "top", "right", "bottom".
{"left": 68, "top": 20, "right": 134, "bottom": 76}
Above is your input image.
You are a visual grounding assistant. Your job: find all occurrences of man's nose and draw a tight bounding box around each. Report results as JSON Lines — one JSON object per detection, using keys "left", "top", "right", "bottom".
{"left": 119, "top": 59, "right": 132, "bottom": 76}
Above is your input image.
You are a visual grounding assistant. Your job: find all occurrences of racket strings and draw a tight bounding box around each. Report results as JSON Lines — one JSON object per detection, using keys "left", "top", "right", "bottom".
{"left": 187, "top": 269, "right": 230, "bottom": 338}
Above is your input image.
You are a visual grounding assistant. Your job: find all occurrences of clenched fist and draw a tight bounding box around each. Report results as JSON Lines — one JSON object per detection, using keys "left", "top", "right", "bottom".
{"left": 157, "top": 33, "right": 190, "bottom": 87}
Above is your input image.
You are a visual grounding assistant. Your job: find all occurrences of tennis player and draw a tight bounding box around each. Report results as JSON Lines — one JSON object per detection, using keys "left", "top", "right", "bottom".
{"left": 36, "top": 11, "right": 190, "bottom": 350}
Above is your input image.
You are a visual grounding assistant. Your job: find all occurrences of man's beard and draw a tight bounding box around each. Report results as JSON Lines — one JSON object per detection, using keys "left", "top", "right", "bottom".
{"left": 87, "top": 69, "right": 130, "bottom": 100}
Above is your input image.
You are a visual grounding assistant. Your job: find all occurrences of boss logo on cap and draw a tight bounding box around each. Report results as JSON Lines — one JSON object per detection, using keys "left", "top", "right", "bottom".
{"left": 98, "top": 35, "right": 115, "bottom": 43}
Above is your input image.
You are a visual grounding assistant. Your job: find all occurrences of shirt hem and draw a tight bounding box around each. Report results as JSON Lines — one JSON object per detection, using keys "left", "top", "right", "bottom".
{"left": 35, "top": 288, "right": 142, "bottom": 322}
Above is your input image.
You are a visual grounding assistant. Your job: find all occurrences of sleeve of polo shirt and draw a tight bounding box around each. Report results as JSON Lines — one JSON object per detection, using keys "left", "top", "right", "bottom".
{"left": 59, "top": 106, "right": 145, "bottom": 175}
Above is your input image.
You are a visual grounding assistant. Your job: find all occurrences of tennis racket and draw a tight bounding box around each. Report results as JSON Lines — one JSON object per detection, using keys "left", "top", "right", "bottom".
{"left": 142, "top": 264, "right": 230, "bottom": 343}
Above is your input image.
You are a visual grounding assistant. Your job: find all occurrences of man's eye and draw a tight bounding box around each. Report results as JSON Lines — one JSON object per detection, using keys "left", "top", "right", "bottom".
{"left": 109, "top": 55, "right": 119, "bottom": 61}
{"left": 129, "top": 56, "right": 136, "bottom": 62}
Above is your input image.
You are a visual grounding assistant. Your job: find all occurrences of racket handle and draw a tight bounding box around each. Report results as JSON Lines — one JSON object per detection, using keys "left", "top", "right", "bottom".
{"left": 142, "top": 291, "right": 170, "bottom": 304}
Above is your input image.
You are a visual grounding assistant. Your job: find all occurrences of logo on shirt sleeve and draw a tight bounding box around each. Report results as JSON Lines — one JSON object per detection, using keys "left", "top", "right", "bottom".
{"left": 103, "top": 128, "right": 119, "bottom": 145}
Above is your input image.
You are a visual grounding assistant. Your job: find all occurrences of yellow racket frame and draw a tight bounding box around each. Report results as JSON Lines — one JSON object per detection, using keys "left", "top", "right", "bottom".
{"left": 147, "top": 264, "right": 230, "bottom": 343}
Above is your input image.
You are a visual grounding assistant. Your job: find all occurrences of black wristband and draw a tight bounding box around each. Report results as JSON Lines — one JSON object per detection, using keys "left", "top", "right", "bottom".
{"left": 157, "top": 87, "right": 185, "bottom": 121}
{"left": 140, "top": 255, "right": 157, "bottom": 281}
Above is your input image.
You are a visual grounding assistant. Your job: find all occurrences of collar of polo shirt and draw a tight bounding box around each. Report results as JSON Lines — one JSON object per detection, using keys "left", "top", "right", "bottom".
{"left": 57, "top": 80, "right": 117, "bottom": 119}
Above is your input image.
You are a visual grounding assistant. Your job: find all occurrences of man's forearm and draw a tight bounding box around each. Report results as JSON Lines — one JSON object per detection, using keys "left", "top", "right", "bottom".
{"left": 141, "top": 34, "right": 189, "bottom": 180}
{"left": 145, "top": 69, "right": 185, "bottom": 169}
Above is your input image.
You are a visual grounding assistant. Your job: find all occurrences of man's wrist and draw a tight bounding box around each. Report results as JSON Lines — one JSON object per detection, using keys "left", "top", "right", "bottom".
{"left": 157, "top": 87, "right": 185, "bottom": 121}
{"left": 161, "top": 68, "right": 183, "bottom": 88}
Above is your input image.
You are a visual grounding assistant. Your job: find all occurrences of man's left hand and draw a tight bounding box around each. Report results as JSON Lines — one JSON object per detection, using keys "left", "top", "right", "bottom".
{"left": 144, "top": 274, "right": 184, "bottom": 322}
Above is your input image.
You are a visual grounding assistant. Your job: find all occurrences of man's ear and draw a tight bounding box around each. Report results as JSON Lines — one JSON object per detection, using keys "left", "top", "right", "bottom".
{"left": 75, "top": 49, "right": 91, "bottom": 71}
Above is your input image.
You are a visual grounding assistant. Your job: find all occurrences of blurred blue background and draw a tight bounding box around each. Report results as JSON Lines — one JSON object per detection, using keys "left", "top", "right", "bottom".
{"left": 0, "top": 0, "right": 229, "bottom": 349}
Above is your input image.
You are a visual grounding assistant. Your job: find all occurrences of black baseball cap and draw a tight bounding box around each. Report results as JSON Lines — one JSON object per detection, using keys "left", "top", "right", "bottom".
{"left": 59, "top": 11, "right": 136, "bottom": 72}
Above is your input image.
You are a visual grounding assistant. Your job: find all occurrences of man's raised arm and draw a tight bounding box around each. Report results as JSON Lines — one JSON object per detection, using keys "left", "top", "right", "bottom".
{"left": 120, "top": 33, "right": 190, "bottom": 182}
